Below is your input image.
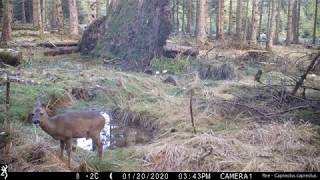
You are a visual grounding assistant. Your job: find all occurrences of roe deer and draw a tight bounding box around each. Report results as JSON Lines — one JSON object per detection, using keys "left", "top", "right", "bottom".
{"left": 31, "top": 98, "right": 106, "bottom": 168}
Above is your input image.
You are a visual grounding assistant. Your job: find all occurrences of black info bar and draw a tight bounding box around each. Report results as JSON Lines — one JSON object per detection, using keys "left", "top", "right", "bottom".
{"left": 2, "top": 172, "right": 319, "bottom": 180}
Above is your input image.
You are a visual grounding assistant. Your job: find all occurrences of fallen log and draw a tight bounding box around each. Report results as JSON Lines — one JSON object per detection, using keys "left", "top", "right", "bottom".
{"left": 0, "top": 49, "right": 23, "bottom": 66}
{"left": 44, "top": 47, "right": 79, "bottom": 56}
{"left": 163, "top": 43, "right": 199, "bottom": 58}
{"left": 39, "top": 41, "right": 78, "bottom": 48}
{"left": 10, "top": 41, "right": 78, "bottom": 49}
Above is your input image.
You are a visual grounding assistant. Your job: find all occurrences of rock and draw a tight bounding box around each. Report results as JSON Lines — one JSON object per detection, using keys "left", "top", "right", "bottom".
{"left": 163, "top": 75, "right": 177, "bottom": 86}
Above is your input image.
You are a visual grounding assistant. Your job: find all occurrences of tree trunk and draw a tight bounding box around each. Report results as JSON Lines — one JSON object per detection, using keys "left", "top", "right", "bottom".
{"left": 68, "top": 0, "right": 79, "bottom": 36}
{"left": 274, "top": 0, "right": 281, "bottom": 44}
{"left": 182, "top": 0, "right": 185, "bottom": 33}
{"left": 21, "top": 0, "right": 27, "bottom": 23}
{"left": 25, "top": 0, "right": 33, "bottom": 23}
{"left": 266, "top": 0, "right": 277, "bottom": 50}
{"left": 296, "top": 0, "right": 300, "bottom": 42}
{"left": 236, "top": 0, "right": 242, "bottom": 39}
{"left": 312, "top": 0, "right": 318, "bottom": 44}
{"left": 293, "top": 0, "right": 300, "bottom": 44}
{"left": 258, "top": 0, "right": 263, "bottom": 39}
{"left": 0, "top": 0, "right": 3, "bottom": 24}
{"left": 79, "top": 0, "right": 171, "bottom": 71}
{"left": 176, "top": 0, "right": 179, "bottom": 32}
{"left": 186, "top": 0, "right": 193, "bottom": 34}
{"left": 172, "top": 0, "right": 175, "bottom": 32}
{"left": 250, "top": 0, "right": 258, "bottom": 44}
{"left": 54, "top": 0, "right": 64, "bottom": 34}
{"left": 228, "top": 0, "right": 232, "bottom": 35}
{"left": 196, "top": 0, "right": 208, "bottom": 44}
{"left": 40, "top": 0, "right": 45, "bottom": 34}
{"left": 286, "top": 0, "right": 293, "bottom": 45}
{"left": 33, "top": 0, "right": 41, "bottom": 30}
{"left": 216, "top": 0, "right": 224, "bottom": 40}
{"left": 1, "top": 0, "right": 13, "bottom": 44}
{"left": 88, "top": 0, "right": 97, "bottom": 24}
{"left": 266, "top": 0, "right": 271, "bottom": 35}
{"left": 243, "top": 0, "right": 249, "bottom": 40}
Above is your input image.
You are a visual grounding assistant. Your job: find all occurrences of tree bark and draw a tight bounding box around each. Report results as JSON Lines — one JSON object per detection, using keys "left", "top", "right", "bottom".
{"left": 186, "top": 0, "right": 193, "bottom": 34}
{"left": 33, "top": 0, "right": 41, "bottom": 30}
{"left": 286, "top": 0, "right": 293, "bottom": 45}
{"left": 54, "top": 0, "right": 64, "bottom": 34}
{"left": 216, "top": 0, "right": 224, "bottom": 40}
{"left": 21, "top": 0, "right": 27, "bottom": 23}
{"left": 293, "top": 0, "right": 300, "bottom": 44}
{"left": 228, "top": 0, "right": 232, "bottom": 35}
{"left": 172, "top": 0, "right": 176, "bottom": 32}
{"left": 68, "top": 0, "right": 79, "bottom": 36}
{"left": 266, "top": 0, "right": 277, "bottom": 50}
{"left": 258, "top": 0, "right": 263, "bottom": 39}
{"left": 266, "top": 0, "right": 271, "bottom": 35}
{"left": 250, "top": 0, "right": 258, "bottom": 44}
{"left": 1, "top": 0, "right": 13, "bottom": 44}
{"left": 182, "top": 0, "right": 185, "bottom": 33}
{"left": 40, "top": 0, "right": 45, "bottom": 34}
{"left": 196, "top": 0, "right": 208, "bottom": 44}
{"left": 312, "top": 0, "right": 319, "bottom": 44}
{"left": 176, "top": 0, "right": 179, "bottom": 32}
{"left": 0, "top": 0, "right": 3, "bottom": 24}
{"left": 274, "top": 0, "right": 281, "bottom": 44}
{"left": 236, "top": 0, "right": 242, "bottom": 39}
{"left": 88, "top": 0, "right": 97, "bottom": 24}
{"left": 243, "top": 0, "right": 250, "bottom": 40}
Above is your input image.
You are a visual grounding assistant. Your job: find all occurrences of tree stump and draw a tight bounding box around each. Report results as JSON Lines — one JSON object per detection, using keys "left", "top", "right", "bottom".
{"left": 0, "top": 48, "right": 22, "bottom": 66}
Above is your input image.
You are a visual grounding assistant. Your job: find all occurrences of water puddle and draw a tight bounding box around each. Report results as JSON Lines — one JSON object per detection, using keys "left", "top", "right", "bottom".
{"left": 76, "top": 110, "right": 156, "bottom": 151}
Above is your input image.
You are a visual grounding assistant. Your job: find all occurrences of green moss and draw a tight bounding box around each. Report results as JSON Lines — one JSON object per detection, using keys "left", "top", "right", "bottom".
{"left": 150, "top": 57, "right": 191, "bottom": 74}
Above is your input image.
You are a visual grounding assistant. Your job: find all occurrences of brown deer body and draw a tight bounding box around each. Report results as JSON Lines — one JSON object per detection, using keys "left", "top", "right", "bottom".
{"left": 32, "top": 98, "right": 105, "bottom": 168}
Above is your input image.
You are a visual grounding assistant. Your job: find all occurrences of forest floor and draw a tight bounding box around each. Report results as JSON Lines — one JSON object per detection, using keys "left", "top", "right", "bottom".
{"left": 1, "top": 31, "right": 320, "bottom": 172}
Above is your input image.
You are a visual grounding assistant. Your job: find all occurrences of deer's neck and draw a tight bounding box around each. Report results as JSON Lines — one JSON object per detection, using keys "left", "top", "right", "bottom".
{"left": 40, "top": 116, "right": 57, "bottom": 137}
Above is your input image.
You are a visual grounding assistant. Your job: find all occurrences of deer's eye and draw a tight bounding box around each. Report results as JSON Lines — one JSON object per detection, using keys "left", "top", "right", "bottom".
{"left": 31, "top": 113, "right": 35, "bottom": 117}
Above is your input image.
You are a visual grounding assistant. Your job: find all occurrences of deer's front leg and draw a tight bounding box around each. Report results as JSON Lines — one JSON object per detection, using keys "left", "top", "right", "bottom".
{"left": 65, "top": 139, "right": 72, "bottom": 168}
{"left": 60, "top": 140, "right": 65, "bottom": 159}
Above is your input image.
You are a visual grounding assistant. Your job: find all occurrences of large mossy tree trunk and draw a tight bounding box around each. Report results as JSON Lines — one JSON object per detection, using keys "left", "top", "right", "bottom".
{"left": 79, "top": 0, "right": 171, "bottom": 71}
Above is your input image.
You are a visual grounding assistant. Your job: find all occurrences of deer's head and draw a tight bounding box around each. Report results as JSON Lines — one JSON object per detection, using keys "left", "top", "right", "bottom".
{"left": 32, "top": 97, "right": 48, "bottom": 127}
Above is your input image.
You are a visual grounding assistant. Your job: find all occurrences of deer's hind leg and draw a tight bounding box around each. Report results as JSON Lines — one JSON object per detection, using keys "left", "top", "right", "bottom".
{"left": 60, "top": 140, "right": 65, "bottom": 159}
{"left": 91, "top": 134, "right": 103, "bottom": 160}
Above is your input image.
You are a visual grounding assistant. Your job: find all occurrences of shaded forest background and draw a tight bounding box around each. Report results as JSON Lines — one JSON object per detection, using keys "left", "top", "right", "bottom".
{"left": 0, "top": 0, "right": 318, "bottom": 45}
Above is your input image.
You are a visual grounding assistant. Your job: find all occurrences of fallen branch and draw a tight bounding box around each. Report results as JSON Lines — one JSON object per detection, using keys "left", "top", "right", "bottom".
{"left": 221, "top": 100, "right": 267, "bottom": 117}
{"left": 265, "top": 105, "right": 312, "bottom": 117}
{"left": 190, "top": 90, "right": 197, "bottom": 134}
{"left": 292, "top": 53, "right": 320, "bottom": 95}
